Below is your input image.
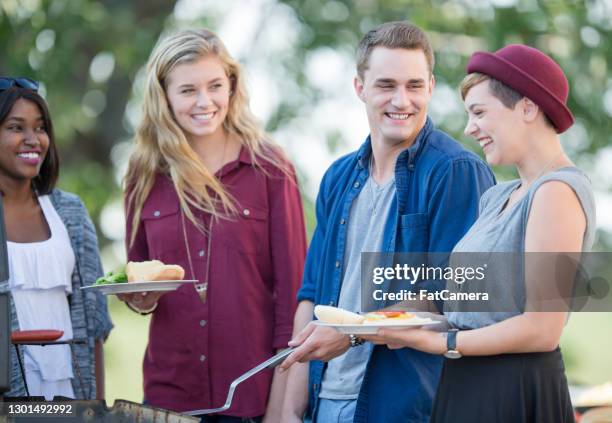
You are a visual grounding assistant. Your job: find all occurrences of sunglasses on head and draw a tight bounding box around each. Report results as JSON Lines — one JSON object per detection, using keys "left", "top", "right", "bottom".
{"left": 0, "top": 77, "right": 40, "bottom": 92}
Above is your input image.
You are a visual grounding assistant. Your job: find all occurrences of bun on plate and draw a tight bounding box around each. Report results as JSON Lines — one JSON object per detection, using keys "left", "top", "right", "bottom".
{"left": 314, "top": 306, "right": 421, "bottom": 326}
{"left": 126, "top": 260, "right": 185, "bottom": 282}
{"left": 314, "top": 305, "right": 365, "bottom": 324}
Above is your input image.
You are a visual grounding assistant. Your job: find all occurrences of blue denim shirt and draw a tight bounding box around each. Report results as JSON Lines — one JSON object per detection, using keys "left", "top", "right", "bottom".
{"left": 297, "top": 117, "right": 495, "bottom": 423}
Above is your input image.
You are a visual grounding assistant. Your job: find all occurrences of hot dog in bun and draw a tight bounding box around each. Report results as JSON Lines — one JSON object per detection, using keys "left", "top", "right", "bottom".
{"left": 362, "top": 311, "right": 415, "bottom": 325}
{"left": 314, "top": 306, "right": 418, "bottom": 326}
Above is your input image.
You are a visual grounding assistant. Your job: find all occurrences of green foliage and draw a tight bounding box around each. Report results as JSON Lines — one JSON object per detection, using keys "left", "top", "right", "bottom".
{"left": 1, "top": 0, "right": 177, "bottom": 245}
{"left": 270, "top": 0, "right": 612, "bottom": 243}
{"left": 277, "top": 0, "right": 611, "bottom": 148}
{"left": 3, "top": 1, "right": 611, "bottom": 242}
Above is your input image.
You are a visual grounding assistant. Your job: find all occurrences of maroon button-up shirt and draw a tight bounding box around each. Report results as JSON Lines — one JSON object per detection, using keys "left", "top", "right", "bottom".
{"left": 125, "top": 148, "right": 307, "bottom": 416}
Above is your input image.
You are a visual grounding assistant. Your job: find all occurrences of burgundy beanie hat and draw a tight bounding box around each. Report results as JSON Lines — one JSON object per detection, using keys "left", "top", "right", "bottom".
{"left": 466, "top": 44, "right": 574, "bottom": 133}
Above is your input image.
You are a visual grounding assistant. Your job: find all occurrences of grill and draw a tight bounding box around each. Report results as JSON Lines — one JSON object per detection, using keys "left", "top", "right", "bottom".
{"left": 0, "top": 398, "right": 200, "bottom": 422}
{"left": 0, "top": 196, "right": 199, "bottom": 421}
{"left": 1, "top": 196, "right": 11, "bottom": 394}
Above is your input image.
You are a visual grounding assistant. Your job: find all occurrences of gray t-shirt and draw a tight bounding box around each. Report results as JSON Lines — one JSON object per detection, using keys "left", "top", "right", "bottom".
{"left": 319, "top": 174, "right": 396, "bottom": 400}
{"left": 446, "top": 167, "right": 596, "bottom": 329}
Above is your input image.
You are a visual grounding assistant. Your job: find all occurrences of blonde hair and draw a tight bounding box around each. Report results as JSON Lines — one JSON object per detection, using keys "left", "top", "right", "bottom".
{"left": 125, "top": 28, "right": 289, "bottom": 247}
{"left": 460, "top": 72, "right": 522, "bottom": 107}
{"left": 459, "top": 73, "right": 490, "bottom": 101}
{"left": 460, "top": 72, "right": 555, "bottom": 128}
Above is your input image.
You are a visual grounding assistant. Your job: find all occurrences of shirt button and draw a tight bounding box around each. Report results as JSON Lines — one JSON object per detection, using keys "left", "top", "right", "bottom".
{"left": 353, "top": 182, "right": 360, "bottom": 188}
{"left": 335, "top": 261, "right": 341, "bottom": 268}
{"left": 243, "top": 209, "right": 250, "bottom": 216}
{"left": 198, "top": 250, "right": 205, "bottom": 257}
{"left": 200, "top": 319, "right": 206, "bottom": 327}
{"left": 153, "top": 211, "right": 160, "bottom": 217}
{"left": 340, "top": 219, "right": 346, "bottom": 225}
{"left": 200, "top": 354, "right": 206, "bottom": 362}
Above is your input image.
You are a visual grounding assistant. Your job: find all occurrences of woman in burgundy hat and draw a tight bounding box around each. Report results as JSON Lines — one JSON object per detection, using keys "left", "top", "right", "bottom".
{"left": 363, "top": 44, "right": 594, "bottom": 422}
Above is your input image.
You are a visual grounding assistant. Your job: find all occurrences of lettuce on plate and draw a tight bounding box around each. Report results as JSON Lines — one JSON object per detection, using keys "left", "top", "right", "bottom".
{"left": 94, "top": 270, "right": 128, "bottom": 285}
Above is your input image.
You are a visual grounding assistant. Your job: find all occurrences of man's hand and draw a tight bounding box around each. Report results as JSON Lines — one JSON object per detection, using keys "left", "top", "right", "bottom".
{"left": 279, "top": 322, "right": 350, "bottom": 372}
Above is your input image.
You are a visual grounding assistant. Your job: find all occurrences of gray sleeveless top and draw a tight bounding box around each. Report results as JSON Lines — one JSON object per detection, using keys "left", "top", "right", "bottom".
{"left": 446, "top": 167, "right": 596, "bottom": 329}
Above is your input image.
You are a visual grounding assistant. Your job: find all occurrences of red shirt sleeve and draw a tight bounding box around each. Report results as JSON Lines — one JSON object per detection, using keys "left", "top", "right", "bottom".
{"left": 124, "top": 187, "right": 149, "bottom": 262}
{"left": 267, "top": 166, "right": 307, "bottom": 348}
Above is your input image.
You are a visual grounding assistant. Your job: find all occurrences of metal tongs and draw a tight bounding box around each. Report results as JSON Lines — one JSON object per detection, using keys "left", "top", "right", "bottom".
{"left": 184, "top": 347, "right": 295, "bottom": 416}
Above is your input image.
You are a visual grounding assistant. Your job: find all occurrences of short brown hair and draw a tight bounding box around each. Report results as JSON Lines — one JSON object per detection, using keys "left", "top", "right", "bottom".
{"left": 460, "top": 73, "right": 522, "bottom": 107}
{"left": 356, "top": 21, "right": 434, "bottom": 79}
{"left": 460, "top": 72, "right": 554, "bottom": 128}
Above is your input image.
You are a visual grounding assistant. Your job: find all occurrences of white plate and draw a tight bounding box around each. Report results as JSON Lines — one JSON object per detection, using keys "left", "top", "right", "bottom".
{"left": 313, "top": 319, "right": 441, "bottom": 335}
{"left": 81, "top": 280, "right": 198, "bottom": 295}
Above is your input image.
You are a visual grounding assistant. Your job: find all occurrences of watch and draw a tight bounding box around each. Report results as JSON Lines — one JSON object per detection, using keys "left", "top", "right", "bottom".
{"left": 349, "top": 334, "right": 365, "bottom": 347}
{"left": 443, "top": 329, "right": 462, "bottom": 359}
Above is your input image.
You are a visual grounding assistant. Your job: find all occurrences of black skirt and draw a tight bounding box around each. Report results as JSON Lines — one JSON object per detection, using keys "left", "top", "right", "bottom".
{"left": 430, "top": 348, "right": 575, "bottom": 423}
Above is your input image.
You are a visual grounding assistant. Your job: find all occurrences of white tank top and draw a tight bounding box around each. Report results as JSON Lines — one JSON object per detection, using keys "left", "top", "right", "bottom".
{"left": 8, "top": 194, "right": 75, "bottom": 387}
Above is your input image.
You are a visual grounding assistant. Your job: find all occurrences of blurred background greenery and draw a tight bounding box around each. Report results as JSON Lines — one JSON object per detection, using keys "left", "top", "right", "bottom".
{"left": 2, "top": 0, "right": 612, "bottom": 405}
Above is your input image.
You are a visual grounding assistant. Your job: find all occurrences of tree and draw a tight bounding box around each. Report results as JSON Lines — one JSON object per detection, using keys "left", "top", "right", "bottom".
{"left": 1, "top": 0, "right": 177, "bottom": 242}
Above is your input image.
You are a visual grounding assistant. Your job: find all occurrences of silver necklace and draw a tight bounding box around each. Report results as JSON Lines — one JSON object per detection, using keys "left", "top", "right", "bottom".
{"left": 182, "top": 137, "right": 229, "bottom": 304}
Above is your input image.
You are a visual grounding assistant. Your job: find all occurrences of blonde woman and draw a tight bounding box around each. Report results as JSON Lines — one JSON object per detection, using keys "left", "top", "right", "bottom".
{"left": 121, "top": 29, "right": 307, "bottom": 422}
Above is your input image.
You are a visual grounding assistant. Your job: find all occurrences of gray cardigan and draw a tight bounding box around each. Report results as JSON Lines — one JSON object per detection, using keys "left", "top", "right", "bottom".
{"left": 0, "top": 189, "right": 113, "bottom": 398}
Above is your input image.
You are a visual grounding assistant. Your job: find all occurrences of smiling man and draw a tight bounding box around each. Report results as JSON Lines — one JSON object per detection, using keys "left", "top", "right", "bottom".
{"left": 280, "top": 22, "right": 495, "bottom": 423}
